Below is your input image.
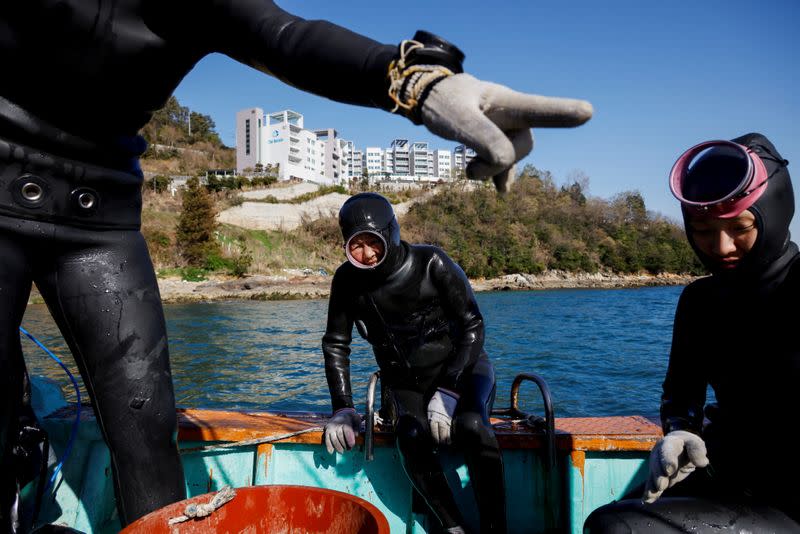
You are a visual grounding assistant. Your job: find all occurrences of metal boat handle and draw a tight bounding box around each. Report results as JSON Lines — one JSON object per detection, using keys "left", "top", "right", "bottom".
{"left": 364, "top": 371, "right": 381, "bottom": 462}
{"left": 492, "top": 372, "right": 556, "bottom": 470}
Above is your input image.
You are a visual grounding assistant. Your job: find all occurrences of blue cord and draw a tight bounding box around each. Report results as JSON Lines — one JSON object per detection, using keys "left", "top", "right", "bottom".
{"left": 19, "top": 326, "right": 82, "bottom": 490}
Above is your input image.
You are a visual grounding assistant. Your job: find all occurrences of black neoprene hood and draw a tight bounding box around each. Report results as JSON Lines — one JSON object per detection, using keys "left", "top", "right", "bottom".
{"left": 338, "top": 192, "right": 405, "bottom": 275}
{"left": 683, "top": 132, "right": 793, "bottom": 278}
{"left": 339, "top": 193, "right": 400, "bottom": 243}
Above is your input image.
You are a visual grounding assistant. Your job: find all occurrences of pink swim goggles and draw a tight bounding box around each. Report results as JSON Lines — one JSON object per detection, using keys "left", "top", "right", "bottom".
{"left": 669, "top": 140, "right": 769, "bottom": 218}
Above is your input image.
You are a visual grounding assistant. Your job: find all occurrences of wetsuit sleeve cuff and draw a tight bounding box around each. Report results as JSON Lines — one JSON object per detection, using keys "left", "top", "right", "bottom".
{"left": 437, "top": 387, "right": 460, "bottom": 400}
{"left": 438, "top": 377, "right": 460, "bottom": 394}
{"left": 662, "top": 416, "right": 702, "bottom": 436}
{"left": 331, "top": 397, "right": 355, "bottom": 412}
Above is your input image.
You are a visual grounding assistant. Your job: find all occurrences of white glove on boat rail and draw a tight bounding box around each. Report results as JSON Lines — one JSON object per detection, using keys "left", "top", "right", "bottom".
{"left": 643, "top": 430, "right": 709, "bottom": 503}
{"left": 428, "top": 388, "right": 459, "bottom": 445}
{"left": 323, "top": 408, "right": 361, "bottom": 454}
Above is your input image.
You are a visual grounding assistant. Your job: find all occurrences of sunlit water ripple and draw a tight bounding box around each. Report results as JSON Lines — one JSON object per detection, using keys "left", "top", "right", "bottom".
{"left": 21, "top": 286, "right": 687, "bottom": 418}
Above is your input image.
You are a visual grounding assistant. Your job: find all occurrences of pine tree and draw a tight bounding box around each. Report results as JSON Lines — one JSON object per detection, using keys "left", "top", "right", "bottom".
{"left": 177, "top": 177, "right": 219, "bottom": 266}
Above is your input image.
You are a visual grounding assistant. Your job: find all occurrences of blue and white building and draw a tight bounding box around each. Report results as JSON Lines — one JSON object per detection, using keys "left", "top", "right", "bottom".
{"left": 236, "top": 107, "right": 467, "bottom": 184}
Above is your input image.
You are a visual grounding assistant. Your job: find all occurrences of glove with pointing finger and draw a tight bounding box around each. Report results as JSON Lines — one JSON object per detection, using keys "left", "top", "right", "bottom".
{"left": 643, "top": 430, "right": 709, "bottom": 503}
{"left": 428, "top": 388, "right": 459, "bottom": 445}
{"left": 421, "top": 74, "right": 593, "bottom": 192}
{"left": 388, "top": 32, "right": 593, "bottom": 193}
{"left": 323, "top": 408, "right": 361, "bottom": 455}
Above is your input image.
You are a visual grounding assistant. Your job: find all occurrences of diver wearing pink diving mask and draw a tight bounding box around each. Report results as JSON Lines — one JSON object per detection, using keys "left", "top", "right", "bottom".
{"left": 586, "top": 133, "right": 800, "bottom": 532}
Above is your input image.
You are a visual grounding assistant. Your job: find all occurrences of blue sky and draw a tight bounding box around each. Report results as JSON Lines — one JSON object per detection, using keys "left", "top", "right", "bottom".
{"left": 174, "top": 0, "right": 799, "bottom": 237}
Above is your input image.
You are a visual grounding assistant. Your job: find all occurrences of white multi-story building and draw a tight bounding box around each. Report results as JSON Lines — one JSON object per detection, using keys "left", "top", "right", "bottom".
{"left": 337, "top": 139, "right": 351, "bottom": 184}
{"left": 453, "top": 144, "right": 476, "bottom": 178}
{"left": 236, "top": 109, "right": 331, "bottom": 183}
{"left": 364, "top": 147, "right": 384, "bottom": 179}
{"left": 314, "top": 128, "right": 351, "bottom": 186}
{"left": 350, "top": 149, "right": 364, "bottom": 179}
{"left": 341, "top": 140, "right": 355, "bottom": 180}
{"left": 384, "top": 150, "right": 394, "bottom": 176}
{"left": 235, "top": 107, "right": 264, "bottom": 173}
{"left": 387, "top": 139, "right": 410, "bottom": 178}
{"left": 434, "top": 149, "right": 452, "bottom": 180}
{"left": 238, "top": 106, "right": 474, "bottom": 185}
{"left": 410, "top": 142, "right": 432, "bottom": 180}
{"left": 265, "top": 110, "right": 329, "bottom": 183}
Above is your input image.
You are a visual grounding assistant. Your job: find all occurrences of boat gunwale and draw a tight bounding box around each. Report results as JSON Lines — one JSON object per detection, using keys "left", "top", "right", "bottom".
{"left": 46, "top": 405, "right": 662, "bottom": 452}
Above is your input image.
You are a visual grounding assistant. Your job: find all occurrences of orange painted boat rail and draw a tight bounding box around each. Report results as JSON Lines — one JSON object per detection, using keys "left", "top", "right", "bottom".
{"left": 172, "top": 408, "right": 662, "bottom": 452}
{"left": 47, "top": 405, "right": 663, "bottom": 452}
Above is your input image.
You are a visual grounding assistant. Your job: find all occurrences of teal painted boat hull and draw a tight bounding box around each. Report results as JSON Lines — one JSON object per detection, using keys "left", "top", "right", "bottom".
{"left": 24, "top": 377, "right": 656, "bottom": 533}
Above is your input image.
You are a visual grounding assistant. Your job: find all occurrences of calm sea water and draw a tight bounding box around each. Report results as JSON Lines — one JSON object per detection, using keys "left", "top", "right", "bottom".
{"left": 20, "top": 286, "right": 686, "bottom": 418}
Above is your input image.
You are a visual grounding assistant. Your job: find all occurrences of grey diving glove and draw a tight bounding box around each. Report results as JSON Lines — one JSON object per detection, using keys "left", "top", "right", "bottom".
{"left": 643, "top": 430, "right": 709, "bottom": 503}
{"left": 387, "top": 31, "right": 592, "bottom": 193}
{"left": 427, "top": 388, "right": 459, "bottom": 445}
{"left": 323, "top": 407, "right": 361, "bottom": 454}
{"left": 420, "top": 73, "right": 593, "bottom": 192}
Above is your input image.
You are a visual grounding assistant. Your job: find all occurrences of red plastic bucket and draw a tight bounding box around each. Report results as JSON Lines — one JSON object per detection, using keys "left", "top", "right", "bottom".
{"left": 121, "top": 485, "right": 390, "bottom": 533}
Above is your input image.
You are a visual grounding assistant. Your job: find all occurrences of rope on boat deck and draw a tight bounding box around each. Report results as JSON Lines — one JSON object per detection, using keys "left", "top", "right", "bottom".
{"left": 168, "top": 485, "right": 237, "bottom": 525}
{"left": 179, "top": 426, "right": 324, "bottom": 453}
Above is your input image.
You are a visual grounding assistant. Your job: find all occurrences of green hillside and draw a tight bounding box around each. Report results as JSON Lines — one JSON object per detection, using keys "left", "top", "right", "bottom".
{"left": 401, "top": 167, "right": 702, "bottom": 278}
{"left": 139, "top": 95, "right": 235, "bottom": 175}
{"left": 137, "top": 96, "right": 701, "bottom": 280}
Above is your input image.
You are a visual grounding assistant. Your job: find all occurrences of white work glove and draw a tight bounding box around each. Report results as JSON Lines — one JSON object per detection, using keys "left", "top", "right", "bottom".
{"left": 323, "top": 408, "right": 361, "bottom": 454}
{"left": 427, "top": 388, "right": 459, "bottom": 445}
{"left": 643, "top": 430, "right": 709, "bottom": 503}
{"left": 420, "top": 73, "right": 593, "bottom": 192}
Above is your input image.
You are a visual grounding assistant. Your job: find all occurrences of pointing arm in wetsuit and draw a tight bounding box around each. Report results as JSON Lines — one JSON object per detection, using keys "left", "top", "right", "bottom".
{"left": 3, "top": 1, "right": 591, "bottom": 173}
{"left": 146, "top": 2, "right": 592, "bottom": 190}
{"left": 2, "top": 2, "right": 588, "bottom": 528}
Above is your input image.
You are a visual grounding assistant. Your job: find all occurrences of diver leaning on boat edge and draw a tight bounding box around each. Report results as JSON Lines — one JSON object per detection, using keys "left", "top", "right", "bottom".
{"left": 585, "top": 133, "right": 800, "bottom": 532}
{"left": 1, "top": 0, "right": 592, "bottom": 531}
{"left": 322, "top": 193, "right": 506, "bottom": 533}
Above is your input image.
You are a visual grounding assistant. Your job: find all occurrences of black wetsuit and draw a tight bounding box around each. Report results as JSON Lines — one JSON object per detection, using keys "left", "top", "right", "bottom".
{"left": 323, "top": 194, "right": 506, "bottom": 532}
{"left": 1, "top": 1, "right": 399, "bottom": 528}
{"left": 585, "top": 133, "right": 800, "bottom": 532}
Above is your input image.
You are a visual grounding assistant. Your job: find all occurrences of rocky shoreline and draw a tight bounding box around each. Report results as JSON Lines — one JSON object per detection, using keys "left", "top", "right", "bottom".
{"left": 25, "top": 270, "right": 698, "bottom": 305}
{"left": 153, "top": 270, "right": 698, "bottom": 303}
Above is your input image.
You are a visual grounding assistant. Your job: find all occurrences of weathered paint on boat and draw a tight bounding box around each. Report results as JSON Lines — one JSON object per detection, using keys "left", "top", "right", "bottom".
{"left": 24, "top": 378, "right": 662, "bottom": 533}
